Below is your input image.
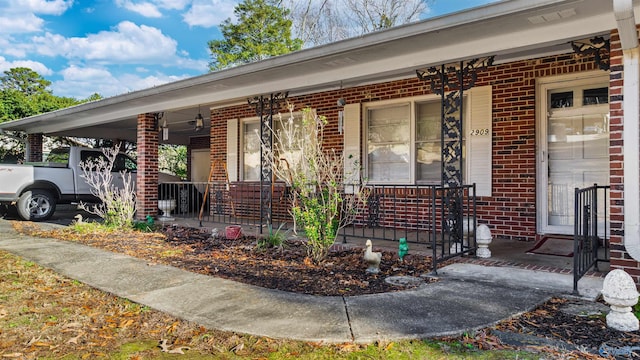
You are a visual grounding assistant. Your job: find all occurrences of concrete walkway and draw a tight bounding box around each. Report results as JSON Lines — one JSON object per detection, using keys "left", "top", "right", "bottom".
{"left": 0, "top": 219, "right": 604, "bottom": 343}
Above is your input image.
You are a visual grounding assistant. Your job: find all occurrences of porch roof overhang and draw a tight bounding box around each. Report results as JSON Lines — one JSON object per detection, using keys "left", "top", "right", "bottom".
{"left": 0, "top": 0, "right": 632, "bottom": 145}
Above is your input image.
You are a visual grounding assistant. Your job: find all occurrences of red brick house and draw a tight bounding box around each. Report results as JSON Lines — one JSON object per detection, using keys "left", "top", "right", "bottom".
{"left": 2, "top": 0, "right": 640, "bottom": 286}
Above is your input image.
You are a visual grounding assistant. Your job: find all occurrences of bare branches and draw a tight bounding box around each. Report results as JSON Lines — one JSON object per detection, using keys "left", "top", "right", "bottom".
{"left": 78, "top": 145, "right": 136, "bottom": 228}
{"left": 284, "top": 0, "right": 430, "bottom": 47}
{"left": 260, "top": 105, "right": 366, "bottom": 262}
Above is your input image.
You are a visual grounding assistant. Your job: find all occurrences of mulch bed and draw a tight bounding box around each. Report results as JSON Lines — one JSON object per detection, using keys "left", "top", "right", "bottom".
{"left": 160, "top": 225, "right": 436, "bottom": 296}
{"left": 492, "top": 297, "right": 640, "bottom": 358}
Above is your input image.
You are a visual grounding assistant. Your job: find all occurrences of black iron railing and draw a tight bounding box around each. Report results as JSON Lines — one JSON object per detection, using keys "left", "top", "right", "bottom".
{"left": 157, "top": 181, "right": 477, "bottom": 271}
{"left": 157, "top": 181, "right": 292, "bottom": 228}
{"left": 573, "top": 184, "right": 610, "bottom": 294}
{"left": 341, "top": 184, "right": 477, "bottom": 272}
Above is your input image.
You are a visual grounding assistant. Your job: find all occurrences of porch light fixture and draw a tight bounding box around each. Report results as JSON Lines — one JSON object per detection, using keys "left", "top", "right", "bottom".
{"left": 153, "top": 112, "right": 164, "bottom": 131}
{"left": 194, "top": 105, "right": 204, "bottom": 131}
{"left": 161, "top": 118, "right": 169, "bottom": 141}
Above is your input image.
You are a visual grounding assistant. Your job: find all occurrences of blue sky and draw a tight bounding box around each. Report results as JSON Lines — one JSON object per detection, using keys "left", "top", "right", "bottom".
{"left": 0, "top": 0, "right": 498, "bottom": 99}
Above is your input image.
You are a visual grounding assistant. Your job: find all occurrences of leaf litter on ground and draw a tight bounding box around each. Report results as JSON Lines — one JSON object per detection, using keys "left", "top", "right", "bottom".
{"left": 7, "top": 221, "right": 640, "bottom": 359}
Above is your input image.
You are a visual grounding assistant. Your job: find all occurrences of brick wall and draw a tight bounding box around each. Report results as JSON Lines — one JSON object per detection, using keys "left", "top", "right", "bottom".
{"left": 608, "top": 30, "right": 640, "bottom": 282}
{"left": 27, "top": 133, "right": 43, "bottom": 162}
{"left": 136, "top": 113, "right": 159, "bottom": 220}
{"left": 207, "top": 49, "right": 600, "bottom": 242}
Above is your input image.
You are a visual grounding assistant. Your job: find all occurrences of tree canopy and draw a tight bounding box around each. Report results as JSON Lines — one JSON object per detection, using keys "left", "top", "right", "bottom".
{"left": 0, "top": 68, "right": 101, "bottom": 123}
{"left": 208, "top": 0, "right": 303, "bottom": 71}
{"left": 0, "top": 67, "right": 52, "bottom": 96}
{"left": 0, "top": 67, "right": 103, "bottom": 162}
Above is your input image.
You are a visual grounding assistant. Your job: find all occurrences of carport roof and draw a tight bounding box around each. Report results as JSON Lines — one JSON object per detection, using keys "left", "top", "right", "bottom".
{"left": 0, "top": 0, "right": 625, "bottom": 145}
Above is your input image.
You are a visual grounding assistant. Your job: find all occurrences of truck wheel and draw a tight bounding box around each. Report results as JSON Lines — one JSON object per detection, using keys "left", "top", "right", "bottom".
{"left": 17, "top": 189, "right": 57, "bottom": 221}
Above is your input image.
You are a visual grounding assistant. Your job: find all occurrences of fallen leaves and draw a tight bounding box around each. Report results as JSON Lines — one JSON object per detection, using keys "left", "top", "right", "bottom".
{"left": 0, "top": 250, "right": 223, "bottom": 358}
{"left": 159, "top": 339, "right": 190, "bottom": 354}
{"left": 494, "top": 297, "right": 640, "bottom": 356}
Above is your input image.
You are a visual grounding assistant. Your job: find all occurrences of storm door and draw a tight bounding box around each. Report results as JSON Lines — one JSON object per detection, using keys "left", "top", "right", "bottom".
{"left": 538, "top": 75, "right": 610, "bottom": 235}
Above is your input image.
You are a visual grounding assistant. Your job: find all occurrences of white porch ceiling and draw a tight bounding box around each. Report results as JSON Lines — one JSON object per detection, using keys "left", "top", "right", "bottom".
{"left": 0, "top": 0, "right": 632, "bottom": 145}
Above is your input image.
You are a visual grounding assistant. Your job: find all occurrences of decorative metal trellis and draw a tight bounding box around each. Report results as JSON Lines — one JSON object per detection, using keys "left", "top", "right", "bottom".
{"left": 571, "top": 36, "right": 610, "bottom": 71}
{"left": 416, "top": 56, "right": 493, "bottom": 246}
{"left": 247, "top": 92, "right": 288, "bottom": 232}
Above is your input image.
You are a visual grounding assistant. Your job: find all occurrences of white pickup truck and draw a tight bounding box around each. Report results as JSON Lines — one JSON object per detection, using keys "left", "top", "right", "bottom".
{"left": 0, "top": 147, "right": 137, "bottom": 221}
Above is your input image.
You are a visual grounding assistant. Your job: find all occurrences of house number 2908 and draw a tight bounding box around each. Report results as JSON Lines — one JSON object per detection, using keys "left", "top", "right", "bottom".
{"left": 470, "top": 129, "right": 489, "bottom": 136}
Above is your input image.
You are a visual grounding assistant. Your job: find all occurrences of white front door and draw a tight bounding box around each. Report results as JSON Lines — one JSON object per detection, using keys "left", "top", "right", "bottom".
{"left": 537, "top": 73, "right": 610, "bottom": 235}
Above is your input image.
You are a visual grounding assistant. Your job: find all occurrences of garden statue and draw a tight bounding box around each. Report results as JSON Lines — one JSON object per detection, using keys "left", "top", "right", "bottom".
{"left": 602, "top": 269, "right": 639, "bottom": 331}
{"left": 475, "top": 224, "right": 493, "bottom": 258}
{"left": 364, "top": 239, "right": 382, "bottom": 274}
{"left": 398, "top": 237, "right": 409, "bottom": 262}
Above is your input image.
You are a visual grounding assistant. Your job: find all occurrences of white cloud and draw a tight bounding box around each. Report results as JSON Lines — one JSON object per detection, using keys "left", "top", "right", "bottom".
{"left": 115, "top": 0, "right": 191, "bottom": 17}
{"left": 0, "top": 56, "right": 53, "bottom": 75}
{"left": 32, "top": 21, "right": 179, "bottom": 63}
{"left": 116, "top": 0, "right": 162, "bottom": 17}
{"left": 53, "top": 64, "right": 189, "bottom": 98}
{"left": 174, "top": 57, "right": 208, "bottom": 71}
{"left": 157, "top": 0, "right": 190, "bottom": 10}
{"left": 0, "top": 13, "right": 45, "bottom": 34}
{"left": 20, "top": 0, "right": 73, "bottom": 15}
{"left": 183, "top": 0, "right": 237, "bottom": 28}
{"left": 0, "top": 0, "right": 72, "bottom": 34}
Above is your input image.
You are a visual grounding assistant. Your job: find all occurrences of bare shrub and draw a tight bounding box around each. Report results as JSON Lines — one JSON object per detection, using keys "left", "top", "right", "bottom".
{"left": 261, "top": 105, "right": 367, "bottom": 262}
{"left": 78, "top": 145, "right": 136, "bottom": 228}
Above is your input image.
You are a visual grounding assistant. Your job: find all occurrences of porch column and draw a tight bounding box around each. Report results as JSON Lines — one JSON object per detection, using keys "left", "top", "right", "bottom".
{"left": 416, "top": 58, "right": 492, "bottom": 247}
{"left": 248, "top": 92, "right": 288, "bottom": 233}
{"left": 136, "top": 113, "right": 159, "bottom": 220}
{"left": 26, "top": 133, "right": 43, "bottom": 162}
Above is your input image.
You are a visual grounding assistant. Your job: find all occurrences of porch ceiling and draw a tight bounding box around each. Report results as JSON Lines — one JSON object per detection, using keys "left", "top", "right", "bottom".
{"left": 0, "top": 0, "right": 629, "bottom": 145}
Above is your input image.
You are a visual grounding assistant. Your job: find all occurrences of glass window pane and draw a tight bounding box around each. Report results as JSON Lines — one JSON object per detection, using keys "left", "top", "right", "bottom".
{"left": 550, "top": 91, "right": 573, "bottom": 108}
{"left": 416, "top": 142, "right": 441, "bottom": 182}
{"left": 583, "top": 87, "right": 608, "bottom": 105}
{"left": 242, "top": 114, "right": 304, "bottom": 182}
{"left": 367, "top": 143, "right": 410, "bottom": 182}
{"left": 273, "top": 113, "right": 303, "bottom": 163}
{"left": 367, "top": 105, "right": 410, "bottom": 182}
{"left": 416, "top": 101, "right": 441, "bottom": 183}
{"left": 582, "top": 114, "right": 609, "bottom": 159}
{"left": 416, "top": 102, "right": 440, "bottom": 141}
{"left": 243, "top": 122, "right": 260, "bottom": 181}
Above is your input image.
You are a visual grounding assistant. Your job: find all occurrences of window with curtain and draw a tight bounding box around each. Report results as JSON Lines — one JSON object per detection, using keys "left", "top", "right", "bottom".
{"left": 366, "top": 99, "right": 465, "bottom": 184}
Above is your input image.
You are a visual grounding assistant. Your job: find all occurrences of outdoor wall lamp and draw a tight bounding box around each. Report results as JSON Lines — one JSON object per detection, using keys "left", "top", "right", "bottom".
{"left": 161, "top": 118, "right": 169, "bottom": 141}
{"left": 194, "top": 105, "right": 204, "bottom": 131}
{"left": 153, "top": 112, "right": 164, "bottom": 131}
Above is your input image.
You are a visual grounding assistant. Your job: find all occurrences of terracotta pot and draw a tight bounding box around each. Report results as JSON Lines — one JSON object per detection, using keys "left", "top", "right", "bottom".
{"left": 225, "top": 225, "right": 242, "bottom": 240}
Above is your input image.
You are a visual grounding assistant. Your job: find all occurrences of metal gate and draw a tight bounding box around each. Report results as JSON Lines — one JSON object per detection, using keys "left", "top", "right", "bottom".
{"left": 573, "top": 184, "right": 610, "bottom": 294}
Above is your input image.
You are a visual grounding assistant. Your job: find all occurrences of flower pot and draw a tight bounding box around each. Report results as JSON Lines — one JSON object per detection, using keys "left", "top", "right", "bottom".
{"left": 225, "top": 225, "right": 242, "bottom": 240}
